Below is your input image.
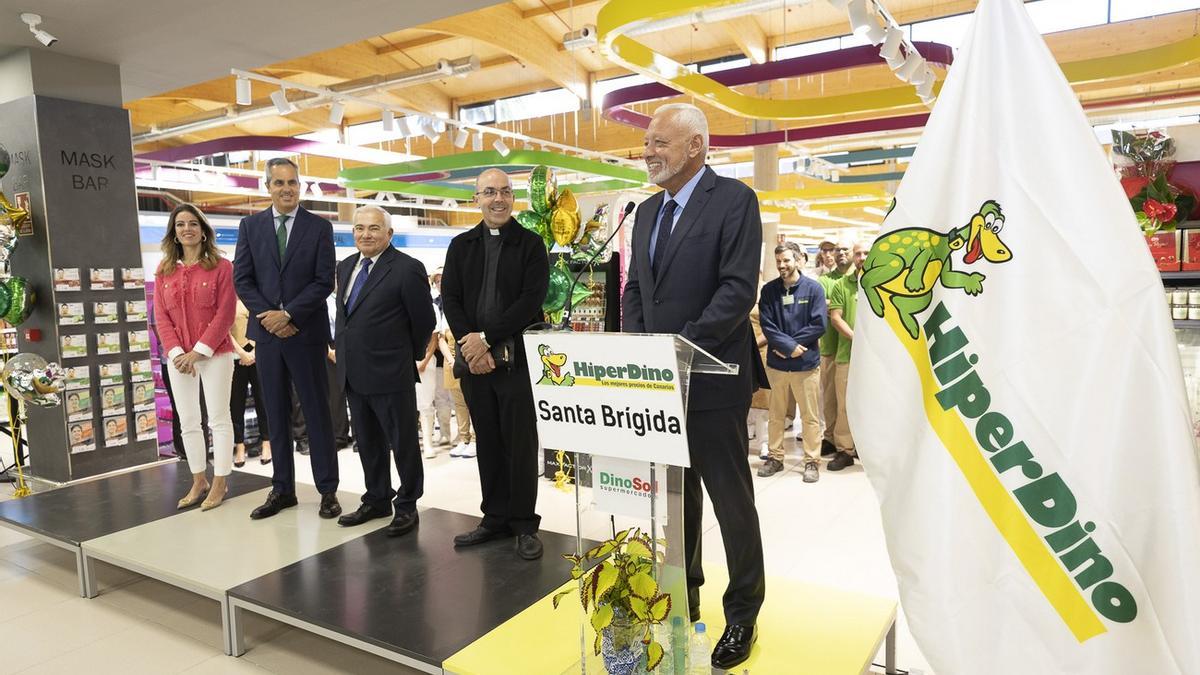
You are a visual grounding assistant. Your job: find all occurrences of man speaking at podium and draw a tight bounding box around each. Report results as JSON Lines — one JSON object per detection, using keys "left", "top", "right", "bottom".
{"left": 622, "top": 103, "right": 768, "bottom": 671}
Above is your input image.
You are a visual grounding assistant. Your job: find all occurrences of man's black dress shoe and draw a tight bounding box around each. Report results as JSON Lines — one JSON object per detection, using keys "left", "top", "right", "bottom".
{"left": 386, "top": 511, "right": 419, "bottom": 537}
{"left": 453, "top": 525, "right": 509, "bottom": 547}
{"left": 516, "top": 533, "right": 543, "bottom": 560}
{"left": 249, "top": 491, "right": 298, "bottom": 520}
{"left": 711, "top": 624, "right": 757, "bottom": 670}
{"left": 337, "top": 503, "right": 391, "bottom": 527}
{"left": 318, "top": 493, "right": 341, "bottom": 519}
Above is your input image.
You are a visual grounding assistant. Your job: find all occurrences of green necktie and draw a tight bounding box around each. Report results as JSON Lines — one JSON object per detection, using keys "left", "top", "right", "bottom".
{"left": 275, "top": 214, "right": 288, "bottom": 260}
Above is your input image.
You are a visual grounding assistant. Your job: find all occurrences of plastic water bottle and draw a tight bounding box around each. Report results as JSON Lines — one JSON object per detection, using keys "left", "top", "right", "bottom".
{"left": 652, "top": 622, "right": 673, "bottom": 673}
{"left": 671, "top": 616, "right": 687, "bottom": 675}
{"left": 688, "top": 622, "right": 711, "bottom": 674}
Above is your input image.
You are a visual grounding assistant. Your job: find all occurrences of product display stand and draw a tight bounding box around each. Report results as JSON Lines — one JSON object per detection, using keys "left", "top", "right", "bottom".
{"left": 523, "top": 330, "right": 735, "bottom": 673}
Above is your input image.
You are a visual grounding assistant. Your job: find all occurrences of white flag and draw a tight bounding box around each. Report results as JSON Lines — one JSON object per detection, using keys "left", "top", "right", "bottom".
{"left": 847, "top": 0, "right": 1200, "bottom": 672}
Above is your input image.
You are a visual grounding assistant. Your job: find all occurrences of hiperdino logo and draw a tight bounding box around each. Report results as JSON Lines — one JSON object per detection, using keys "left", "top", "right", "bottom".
{"left": 871, "top": 201, "right": 1136, "bottom": 642}
{"left": 534, "top": 343, "right": 676, "bottom": 391}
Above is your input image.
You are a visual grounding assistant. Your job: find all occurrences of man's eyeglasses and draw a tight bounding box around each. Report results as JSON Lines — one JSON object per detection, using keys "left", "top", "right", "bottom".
{"left": 476, "top": 187, "right": 513, "bottom": 199}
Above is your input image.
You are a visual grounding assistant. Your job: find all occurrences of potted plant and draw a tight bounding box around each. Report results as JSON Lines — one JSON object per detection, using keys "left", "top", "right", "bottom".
{"left": 553, "top": 528, "right": 672, "bottom": 673}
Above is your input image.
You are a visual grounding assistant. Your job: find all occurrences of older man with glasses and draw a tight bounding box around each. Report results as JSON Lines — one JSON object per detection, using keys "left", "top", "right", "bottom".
{"left": 441, "top": 168, "right": 550, "bottom": 561}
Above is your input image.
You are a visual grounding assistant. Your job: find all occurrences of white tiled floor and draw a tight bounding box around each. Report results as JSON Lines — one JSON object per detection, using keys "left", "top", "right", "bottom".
{"left": 0, "top": 428, "right": 932, "bottom": 674}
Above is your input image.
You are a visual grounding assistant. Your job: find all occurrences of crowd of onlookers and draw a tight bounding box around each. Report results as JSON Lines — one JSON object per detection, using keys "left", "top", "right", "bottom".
{"left": 749, "top": 238, "right": 870, "bottom": 483}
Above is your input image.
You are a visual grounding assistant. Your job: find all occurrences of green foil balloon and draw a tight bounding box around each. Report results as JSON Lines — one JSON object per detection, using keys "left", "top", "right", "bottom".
{"left": 569, "top": 283, "right": 592, "bottom": 310}
{"left": 542, "top": 265, "right": 570, "bottom": 313}
{"left": 3, "top": 276, "right": 33, "bottom": 325}
{"left": 529, "top": 165, "right": 556, "bottom": 216}
{"left": 0, "top": 281, "right": 11, "bottom": 318}
{"left": 516, "top": 209, "right": 553, "bottom": 251}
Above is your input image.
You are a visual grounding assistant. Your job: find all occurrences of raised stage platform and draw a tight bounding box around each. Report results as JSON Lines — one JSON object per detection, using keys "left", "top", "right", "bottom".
{"left": 0, "top": 461, "right": 271, "bottom": 597}
{"left": 0, "top": 463, "right": 902, "bottom": 674}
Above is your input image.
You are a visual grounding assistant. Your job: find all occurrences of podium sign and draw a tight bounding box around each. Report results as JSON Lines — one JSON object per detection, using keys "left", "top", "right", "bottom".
{"left": 523, "top": 332, "right": 690, "bottom": 467}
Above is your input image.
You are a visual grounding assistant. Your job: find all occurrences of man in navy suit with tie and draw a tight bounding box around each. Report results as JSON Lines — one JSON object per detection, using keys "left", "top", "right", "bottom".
{"left": 233, "top": 157, "right": 341, "bottom": 520}
{"left": 333, "top": 205, "right": 434, "bottom": 536}
{"left": 622, "top": 103, "right": 769, "bottom": 670}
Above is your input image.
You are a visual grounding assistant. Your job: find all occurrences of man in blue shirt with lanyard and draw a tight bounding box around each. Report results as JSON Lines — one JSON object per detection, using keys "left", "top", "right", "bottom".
{"left": 757, "top": 242, "right": 827, "bottom": 481}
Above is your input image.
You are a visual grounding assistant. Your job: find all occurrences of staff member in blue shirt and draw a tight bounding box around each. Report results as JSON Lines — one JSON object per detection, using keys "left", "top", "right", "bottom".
{"left": 757, "top": 241, "right": 827, "bottom": 481}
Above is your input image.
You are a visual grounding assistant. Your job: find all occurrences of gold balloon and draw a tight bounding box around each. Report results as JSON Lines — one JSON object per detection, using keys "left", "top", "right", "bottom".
{"left": 0, "top": 192, "right": 28, "bottom": 231}
{"left": 549, "top": 189, "right": 581, "bottom": 247}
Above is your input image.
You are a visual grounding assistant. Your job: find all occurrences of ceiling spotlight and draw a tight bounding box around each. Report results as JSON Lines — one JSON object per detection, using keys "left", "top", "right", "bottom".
{"left": 472, "top": 132, "right": 484, "bottom": 152}
{"left": 492, "top": 138, "right": 510, "bottom": 156}
{"left": 310, "top": 182, "right": 324, "bottom": 198}
{"left": 895, "top": 51, "right": 924, "bottom": 82}
{"left": 420, "top": 118, "right": 441, "bottom": 143}
{"left": 916, "top": 73, "right": 936, "bottom": 99}
{"left": 441, "top": 199, "right": 457, "bottom": 209}
{"left": 269, "top": 89, "right": 294, "bottom": 114}
{"left": 453, "top": 128, "right": 469, "bottom": 149}
{"left": 20, "top": 14, "right": 57, "bottom": 47}
{"left": 847, "top": 0, "right": 885, "bottom": 45}
{"left": 328, "top": 100, "right": 345, "bottom": 125}
{"left": 911, "top": 66, "right": 934, "bottom": 88}
{"left": 235, "top": 77, "right": 252, "bottom": 106}
{"left": 381, "top": 109, "right": 395, "bottom": 132}
{"left": 879, "top": 25, "right": 904, "bottom": 68}
{"left": 431, "top": 118, "right": 447, "bottom": 134}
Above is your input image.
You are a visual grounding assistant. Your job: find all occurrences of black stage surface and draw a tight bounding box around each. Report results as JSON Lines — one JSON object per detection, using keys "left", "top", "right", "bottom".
{"left": 0, "top": 462, "right": 272, "bottom": 545}
{"left": 229, "top": 507, "right": 592, "bottom": 668}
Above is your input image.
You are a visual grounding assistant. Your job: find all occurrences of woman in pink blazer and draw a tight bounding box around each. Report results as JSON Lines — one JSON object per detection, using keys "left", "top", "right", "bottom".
{"left": 154, "top": 204, "right": 237, "bottom": 510}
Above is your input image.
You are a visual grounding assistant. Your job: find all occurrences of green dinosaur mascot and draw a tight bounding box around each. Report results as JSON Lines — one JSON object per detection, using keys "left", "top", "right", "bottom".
{"left": 536, "top": 344, "right": 575, "bottom": 386}
{"left": 862, "top": 200, "right": 1012, "bottom": 340}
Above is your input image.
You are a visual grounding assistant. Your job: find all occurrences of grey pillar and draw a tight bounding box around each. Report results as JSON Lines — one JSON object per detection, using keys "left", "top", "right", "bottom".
{"left": 0, "top": 49, "right": 157, "bottom": 482}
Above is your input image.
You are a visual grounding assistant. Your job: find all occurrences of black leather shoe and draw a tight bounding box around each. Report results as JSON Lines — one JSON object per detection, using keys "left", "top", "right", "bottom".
{"left": 453, "top": 525, "right": 510, "bottom": 547}
{"left": 711, "top": 624, "right": 757, "bottom": 670}
{"left": 386, "top": 511, "right": 420, "bottom": 537}
{"left": 820, "top": 438, "right": 838, "bottom": 457}
{"left": 516, "top": 533, "right": 543, "bottom": 560}
{"left": 337, "top": 503, "right": 391, "bottom": 527}
{"left": 249, "top": 491, "right": 298, "bottom": 520}
{"left": 318, "top": 493, "right": 342, "bottom": 519}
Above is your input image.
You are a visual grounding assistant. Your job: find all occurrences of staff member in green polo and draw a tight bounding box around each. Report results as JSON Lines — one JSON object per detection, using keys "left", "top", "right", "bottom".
{"left": 827, "top": 240, "right": 869, "bottom": 471}
{"left": 816, "top": 239, "right": 851, "bottom": 457}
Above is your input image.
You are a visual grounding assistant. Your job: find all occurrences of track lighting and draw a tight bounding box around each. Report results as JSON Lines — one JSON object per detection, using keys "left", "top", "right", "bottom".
{"left": 453, "top": 128, "right": 469, "bottom": 148}
{"left": 310, "top": 182, "right": 324, "bottom": 198}
{"left": 381, "top": 110, "right": 395, "bottom": 132}
{"left": 441, "top": 199, "right": 456, "bottom": 209}
{"left": 270, "top": 89, "right": 294, "bottom": 114}
{"left": 879, "top": 25, "right": 905, "bottom": 68}
{"left": 895, "top": 51, "right": 924, "bottom": 82}
{"left": 847, "top": 0, "right": 885, "bottom": 45}
{"left": 492, "top": 139, "right": 510, "bottom": 156}
{"left": 235, "top": 78, "right": 252, "bottom": 106}
{"left": 472, "top": 132, "right": 484, "bottom": 152}
{"left": 420, "top": 117, "right": 440, "bottom": 143}
{"left": 328, "top": 100, "right": 345, "bottom": 125}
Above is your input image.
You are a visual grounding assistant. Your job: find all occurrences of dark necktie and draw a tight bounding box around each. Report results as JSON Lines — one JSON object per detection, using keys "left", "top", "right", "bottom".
{"left": 346, "top": 258, "right": 372, "bottom": 312}
{"left": 275, "top": 214, "right": 288, "bottom": 260}
{"left": 651, "top": 199, "right": 677, "bottom": 278}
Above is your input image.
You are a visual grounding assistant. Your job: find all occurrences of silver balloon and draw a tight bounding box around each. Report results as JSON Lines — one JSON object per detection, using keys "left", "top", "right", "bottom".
{"left": 2, "top": 354, "right": 64, "bottom": 407}
{"left": 0, "top": 143, "right": 9, "bottom": 180}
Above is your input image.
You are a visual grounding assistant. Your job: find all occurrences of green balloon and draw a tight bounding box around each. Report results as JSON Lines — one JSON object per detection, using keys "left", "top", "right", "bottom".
{"left": 516, "top": 209, "right": 553, "bottom": 251}
{"left": 3, "top": 276, "right": 33, "bottom": 326}
{"left": 0, "top": 282, "right": 10, "bottom": 318}
{"left": 543, "top": 265, "right": 570, "bottom": 313}
{"left": 570, "top": 283, "right": 592, "bottom": 310}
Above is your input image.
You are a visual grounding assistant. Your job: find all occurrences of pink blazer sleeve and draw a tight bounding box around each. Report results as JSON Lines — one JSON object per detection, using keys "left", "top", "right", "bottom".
{"left": 153, "top": 270, "right": 184, "bottom": 357}
{"left": 194, "top": 259, "right": 236, "bottom": 357}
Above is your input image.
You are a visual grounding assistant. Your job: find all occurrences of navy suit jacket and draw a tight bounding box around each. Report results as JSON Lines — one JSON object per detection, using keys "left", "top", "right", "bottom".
{"left": 334, "top": 246, "right": 436, "bottom": 396}
{"left": 233, "top": 206, "right": 335, "bottom": 346}
{"left": 622, "top": 166, "right": 769, "bottom": 411}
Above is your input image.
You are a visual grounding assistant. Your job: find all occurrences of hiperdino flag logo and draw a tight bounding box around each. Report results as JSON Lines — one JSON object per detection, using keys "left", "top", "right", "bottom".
{"left": 869, "top": 201, "right": 1136, "bottom": 642}
{"left": 535, "top": 344, "right": 676, "bottom": 391}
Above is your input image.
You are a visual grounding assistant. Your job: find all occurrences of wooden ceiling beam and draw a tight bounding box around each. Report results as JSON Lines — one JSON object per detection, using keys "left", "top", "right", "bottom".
{"left": 522, "top": 0, "right": 605, "bottom": 20}
{"left": 374, "top": 33, "right": 451, "bottom": 56}
{"left": 420, "top": 3, "right": 589, "bottom": 98}
{"left": 723, "top": 16, "right": 768, "bottom": 64}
